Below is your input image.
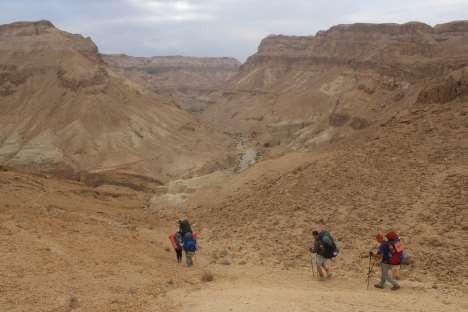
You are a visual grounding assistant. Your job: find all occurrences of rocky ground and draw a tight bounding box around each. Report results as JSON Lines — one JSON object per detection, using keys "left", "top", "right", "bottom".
{"left": 1, "top": 168, "right": 467, "bottom": 312}
{"left": 179, "top": 98, "right": 468, "bottom": 292}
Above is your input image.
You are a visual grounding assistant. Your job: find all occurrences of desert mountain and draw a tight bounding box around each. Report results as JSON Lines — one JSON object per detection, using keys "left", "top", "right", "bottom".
{"left": 202, "top": 21, "right": 468, "bottom": 153}
{"left": 1, "top": 19, "right": 468, "bottom": 312}
{"left": 0, "top": 21, "right": 232, "bottom": 184}
{"left": 103, "top": 54, "right": 240, "bottom": 113}
{"left": 160, "top": 22, "right": 468, "bottom": 291}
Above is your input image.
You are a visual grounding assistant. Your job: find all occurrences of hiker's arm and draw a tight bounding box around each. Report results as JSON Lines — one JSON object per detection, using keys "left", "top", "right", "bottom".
{"left": 370, "top": 246, "right": 383, "bottom": 258}
{"left": 310, "top": 240, "right": 319, "bottom": 253}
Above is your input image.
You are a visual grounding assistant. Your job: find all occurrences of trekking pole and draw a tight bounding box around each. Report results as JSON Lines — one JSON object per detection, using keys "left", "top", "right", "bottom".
{"left": 366, "top": 254, "right": 373, "bottom": 290}
{"left": 310, "top": 252, "right": 316, "bottom": 277}
{"left": 366, "top": 254, "right": 376, "bottom": 290}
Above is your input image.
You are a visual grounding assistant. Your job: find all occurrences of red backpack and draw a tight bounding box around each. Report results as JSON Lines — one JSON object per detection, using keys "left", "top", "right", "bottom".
{"left": 386, "top": 232, "right": 404, "bottom": 265}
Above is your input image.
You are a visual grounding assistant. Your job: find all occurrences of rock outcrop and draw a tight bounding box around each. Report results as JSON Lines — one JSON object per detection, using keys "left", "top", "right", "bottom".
{"left": 103, "top": 54, "right": 240, "bottom": 112}
{"left": 0, "top": 20, "right": 232, "bottom": 183}
{"left": 201, "top": 21, "right": 468, "bottom": 153}
{"left": 175, "top": 22, "right": 468, "bottom": 287}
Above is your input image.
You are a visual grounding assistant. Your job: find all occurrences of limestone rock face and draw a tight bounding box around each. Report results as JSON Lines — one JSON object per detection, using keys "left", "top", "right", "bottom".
{"left": 103, "top": 54, "right": 240, "bottom": 113}
{"left": 0, "top": 21, "right": 231, "bottom": 182}
{"left": 201, "top": 21, "right": 468, "bottom": 152}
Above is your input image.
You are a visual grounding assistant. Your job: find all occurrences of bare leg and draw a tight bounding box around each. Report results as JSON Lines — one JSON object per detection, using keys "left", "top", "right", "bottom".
{"left": 392, "top": 265, "right": 401, "bottom": 280}
{"left": 317, "top": 265, "right": 327, "bottom": 278}
{"left": 324, "top": 262, "right": 332, "bottom": 278}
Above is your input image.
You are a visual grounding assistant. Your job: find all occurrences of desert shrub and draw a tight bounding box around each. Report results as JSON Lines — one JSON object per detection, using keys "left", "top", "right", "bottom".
{"left": 201, "top": 271, "right": 214, "bottom": 282}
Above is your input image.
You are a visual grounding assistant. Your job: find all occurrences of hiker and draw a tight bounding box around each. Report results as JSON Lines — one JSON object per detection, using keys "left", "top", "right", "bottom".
{"left": 385, "top": 231, "right": 401, "bottom": 280}
{"left": 310, "top": 229, "right": 339, "bottom": 279}
{"left": 182, "top": 231, "right": 197, "bottom": 266}
{"left": 177, "top": 219, "right": 198, "bottom": 266}
{"left": 169, "top": 230, "right": 183, "bottom": 263}
{"left": 370, "top": 232, "right": 400, "bottom": 290}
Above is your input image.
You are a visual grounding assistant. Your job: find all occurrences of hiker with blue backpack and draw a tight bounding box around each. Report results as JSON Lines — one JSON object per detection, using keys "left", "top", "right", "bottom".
{"left": 370, "top": 231, "right": 409, "bottom": 290}
{"left": 178, "top": 219, "right": 198, "bottom": 267}
{"left": 169, "top": 219, "right": 198, "bottom": 266}
{"left": 310, "top": 229, "right": 339, "bottom": 279}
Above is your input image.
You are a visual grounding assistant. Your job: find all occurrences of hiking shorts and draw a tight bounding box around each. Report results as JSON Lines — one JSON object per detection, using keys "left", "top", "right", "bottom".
{"left": 315, "top": 254, "right": 329, "bottom": 266}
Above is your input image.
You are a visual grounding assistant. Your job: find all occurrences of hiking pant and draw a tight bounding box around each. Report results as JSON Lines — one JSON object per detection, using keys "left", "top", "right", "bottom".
{"left": 175, "top": 248, "right": 182, "bottom": 263}
{"left": 378, "top": 263, "right": 400, "bottom": 287}
{"left": 185, "top": 251, "right": 195, "bottom": 267}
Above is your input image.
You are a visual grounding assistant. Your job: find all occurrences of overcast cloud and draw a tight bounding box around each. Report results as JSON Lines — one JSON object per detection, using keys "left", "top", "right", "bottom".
{"left": 0, "top": 0, "right": 467, "bottom": 61}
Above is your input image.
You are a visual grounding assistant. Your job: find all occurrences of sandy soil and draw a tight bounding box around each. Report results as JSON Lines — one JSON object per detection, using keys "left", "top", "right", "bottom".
{"left": 168, "top": 265, "right": 468, "bottom": 312}
{"left": 1, "top": 169, "right": 467, "bottom": 312}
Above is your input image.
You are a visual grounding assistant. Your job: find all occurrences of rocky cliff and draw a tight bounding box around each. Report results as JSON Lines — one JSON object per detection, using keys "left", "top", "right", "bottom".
{"left": 103, "top": 54, "right": 240, "bottom": 113}
{"left": 201, "top": 21, "right": 468, "bottom": 153}
{"left": 0, "top": 21, "right": 232, "bottom": 183}
{"left": 172, "top": 22, "right": 468, "bottom": 288}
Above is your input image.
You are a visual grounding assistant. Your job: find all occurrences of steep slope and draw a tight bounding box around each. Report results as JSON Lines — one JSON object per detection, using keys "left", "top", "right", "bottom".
{"left": 3, "top": 168, "right": 466, "bottom": 311}
{"left": 157, "top": 22, "right": 468, "bottom": 291}
{"left": 0, "top": 21, "right": 232, "bottom": 183}
{"left": 0, "top": 167, "right": 206, "bottom": 311}
{"left": 103, "top": 54, "right": 240, "bottom": 113}
{"left": 185, "top": 94, "right": 468, "bottom": 291}
{"left": 202, "top": 21, "right": 468, "bottom": 153}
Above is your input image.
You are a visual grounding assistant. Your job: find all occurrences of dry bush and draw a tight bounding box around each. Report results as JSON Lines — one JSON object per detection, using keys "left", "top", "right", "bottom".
{"left": 201, "top": 271, "right": 214, "bottom": 282}
{"left": 219, "top": 259, "right": 231, "bottom": 266}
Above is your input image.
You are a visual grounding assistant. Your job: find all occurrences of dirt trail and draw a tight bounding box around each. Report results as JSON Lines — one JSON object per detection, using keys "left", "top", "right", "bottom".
{"left": 1, "top": 170, "right": 466, "bottom": 312}
{"left": 169, "top": 265, "right": 468, "bottom": 312}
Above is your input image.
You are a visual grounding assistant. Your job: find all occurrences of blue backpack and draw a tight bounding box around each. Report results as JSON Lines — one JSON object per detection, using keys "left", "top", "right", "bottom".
{"left": 183, "top": 232, "right": 197, "bottom": 252}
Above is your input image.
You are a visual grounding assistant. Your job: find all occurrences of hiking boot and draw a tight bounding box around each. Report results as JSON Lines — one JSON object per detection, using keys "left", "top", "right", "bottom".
{"left": 374, "top": 284, "right": 384, "bottom": 289}
{"left": 391, "top": 285, "right": 400, "bottom": 291}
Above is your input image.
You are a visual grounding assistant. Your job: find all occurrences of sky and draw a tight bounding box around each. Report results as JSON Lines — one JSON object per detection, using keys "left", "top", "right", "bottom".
{"left": 0, "top": 0, "right": 467, "bottom": 61}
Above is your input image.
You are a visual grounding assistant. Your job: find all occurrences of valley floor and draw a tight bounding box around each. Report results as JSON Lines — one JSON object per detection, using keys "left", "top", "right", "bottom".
{"left": 0, "top": 169, "right": 466, "bottom": 312}
{"left": 169, "top": 265, "right": 468, "bottom": 312}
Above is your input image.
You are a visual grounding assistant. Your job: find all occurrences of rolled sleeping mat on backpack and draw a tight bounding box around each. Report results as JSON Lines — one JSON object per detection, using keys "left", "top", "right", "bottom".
{"left": 400, "top": 251, "right": 411, "bottom": 265}
{"left": 169, "top": 234, "right": 178, "bottom": 250}
{"left": 385, "top": 231, "right": 399, "bottom": 241}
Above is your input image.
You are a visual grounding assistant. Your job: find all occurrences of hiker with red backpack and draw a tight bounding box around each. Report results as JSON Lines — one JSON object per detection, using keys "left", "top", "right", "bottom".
{"left": 370, "top": 231, "right": 405, "bottom": 290}
{"left": 385, "top": 231, "right": 405, "bottom": 279}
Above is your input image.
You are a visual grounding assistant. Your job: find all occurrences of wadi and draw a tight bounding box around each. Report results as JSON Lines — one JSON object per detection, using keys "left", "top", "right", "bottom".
{"left": 0, "top": 19, "right": 467, "bottom": 312}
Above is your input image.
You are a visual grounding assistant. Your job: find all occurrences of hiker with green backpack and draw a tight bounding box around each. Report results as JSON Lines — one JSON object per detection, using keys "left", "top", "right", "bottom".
{"left": 310, "top": 229, "right": 339, "bottom": 279}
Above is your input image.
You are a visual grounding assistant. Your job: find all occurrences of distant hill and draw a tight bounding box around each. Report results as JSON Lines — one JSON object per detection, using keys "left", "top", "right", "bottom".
{"left": 0, "top": 20, "right": 232, "bottom": 183}
{"left": 103, "top": 54, "right": 240, "bottom": 113}
{"left": 201, "top": 21, "right": 468, "bottom": 153}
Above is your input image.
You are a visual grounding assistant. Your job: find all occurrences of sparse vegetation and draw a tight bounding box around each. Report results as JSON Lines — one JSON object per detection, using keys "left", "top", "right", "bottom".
{"left": 201, "top": 271, "right": 214, "bottom": 282}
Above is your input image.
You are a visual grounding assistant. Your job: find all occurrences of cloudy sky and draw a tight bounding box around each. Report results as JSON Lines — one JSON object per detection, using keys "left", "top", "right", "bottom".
{"left": 1, "top": 0, "right": 467, "bottom": 61}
